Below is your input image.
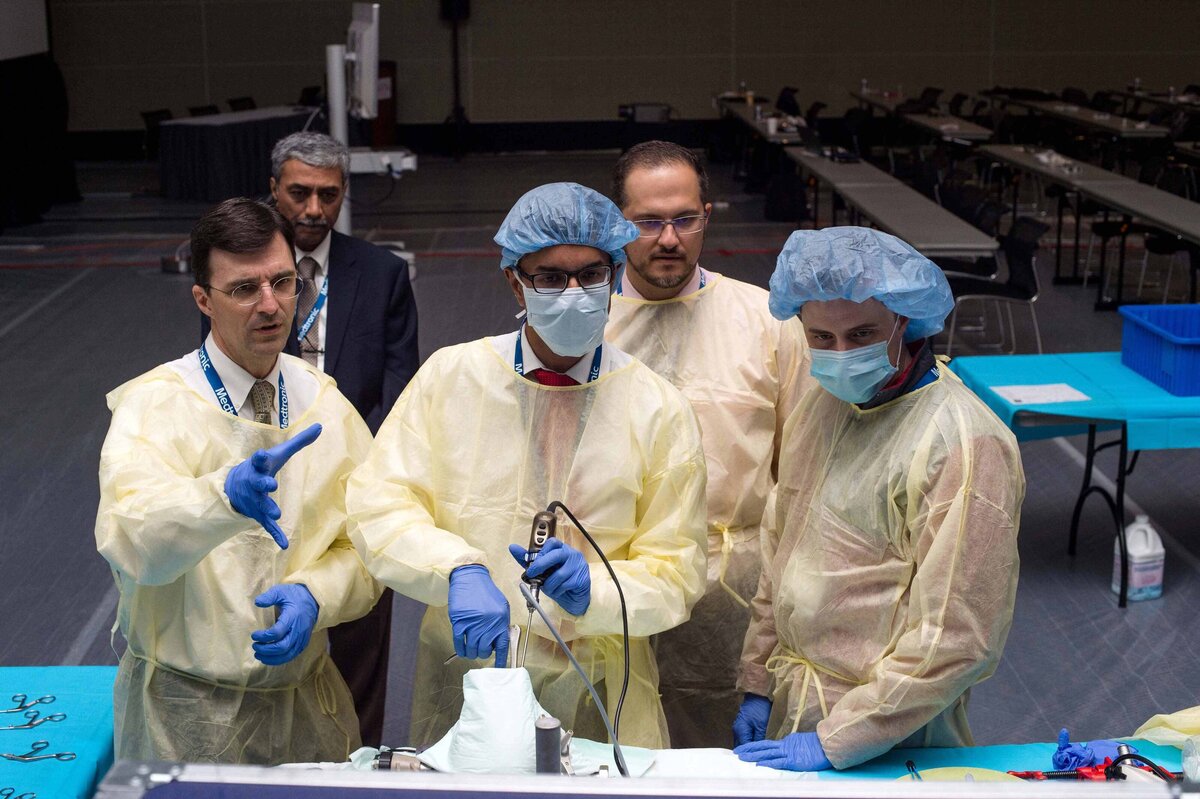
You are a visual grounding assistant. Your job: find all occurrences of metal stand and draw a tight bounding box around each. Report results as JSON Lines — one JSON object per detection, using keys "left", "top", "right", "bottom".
{"left": 1066, "top": 423, "right": 1138, "bottom": 607}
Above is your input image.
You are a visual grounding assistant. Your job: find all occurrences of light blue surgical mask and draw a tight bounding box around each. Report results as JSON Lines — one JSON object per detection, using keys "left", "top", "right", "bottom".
{"left": 521, "top": 285, "right": 609, "bottom": 358}
{"left": 809, "top": 320, "right": 901, "bottom": 404}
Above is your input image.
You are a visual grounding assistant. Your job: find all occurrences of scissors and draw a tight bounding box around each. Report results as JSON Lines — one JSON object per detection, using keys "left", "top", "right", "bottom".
{"left": 0, "top": 711, "right": 66, "bottom": 731}
{"left": 0, "top": 696, "right": 54, "bottom": 714}
{"left": 0, "top": 788, "right": 37, "bottom": 799}
{"left": 0, "top": 741, "right": 75, "bottom": 763}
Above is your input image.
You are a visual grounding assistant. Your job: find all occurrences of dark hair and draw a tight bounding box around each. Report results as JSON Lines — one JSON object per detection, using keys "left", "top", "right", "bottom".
{"left": 611, "top": 140, "right": 709, "bottom": 209}
{"left": 190, "top": 198, "right": 294, "bottom": 286}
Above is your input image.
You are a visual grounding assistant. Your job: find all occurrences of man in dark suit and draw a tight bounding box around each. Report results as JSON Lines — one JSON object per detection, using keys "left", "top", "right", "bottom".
{"left": 204, "top": 132, "right": 418, "bottom": 746}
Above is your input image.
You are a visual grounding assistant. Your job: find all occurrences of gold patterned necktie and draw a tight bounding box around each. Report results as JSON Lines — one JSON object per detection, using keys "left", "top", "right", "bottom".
{"left": 250, "top": 379, "right": 275, "bottom": 425}
{"left": 296, "top": 256, "right": 320, "bottom": 366}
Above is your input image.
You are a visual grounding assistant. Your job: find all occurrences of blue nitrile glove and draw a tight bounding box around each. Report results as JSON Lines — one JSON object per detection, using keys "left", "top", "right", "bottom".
{"left": 1053, "top": 728, "right": 1136, "bottom": 769}
{"left": 224, "top": 423, "right": 322, "bottom": 549}
{"left": 251, "top": 584, "right": 319, "bottom": 666}
{"left": 732, "top": 693, "right": 773, "bottom": 747}
{"left": 508, "top": 537, "right": 591, "bottom": 616}
{"left": 734, "top": 731, "right": 833, "bottom": 772}
{"left": 448, "top": 565, "right": 511, "bottom": 666}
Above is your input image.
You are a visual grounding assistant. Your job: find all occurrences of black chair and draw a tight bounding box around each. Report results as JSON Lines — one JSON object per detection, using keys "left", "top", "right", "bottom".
{"left": 944, "top": 217, "right": 1052, "bottom": 354}
{"left": 935, "top": 197, "right": 1005, "bottom": 279}
{"left": 1136, "top": 163, "right": 1198, "bottom": 300}
{"left": 298, "top": 85, "right": 323, "bottom": 106}
{"left": 1183, "top": 84, "right": 1200, "bottom": 96}
{"left": 188, "top": 104, "right": 220, "bottom": 117}
{"left": 1090, "top": 91, "right": 1121, "bottom": 114}
{"left": 804, "top": 101, "right": 826, "bottom": 130}
{"left": 842, "top": 107, "right": 872, "bottom": 156}
{"left": 140, "top": 108, "right": 173, "bottom": 160}
{"left": 775, "top": 87, "right": 801, "bottom": 116}
{"left": 1061, "top": 87, "right": 1090, "bottom": 106}
{"left": 947, "top": 93, "right": 969, "bottom": 117}
{"left": 227, "top": 96, "right": 256, "bottom": 111}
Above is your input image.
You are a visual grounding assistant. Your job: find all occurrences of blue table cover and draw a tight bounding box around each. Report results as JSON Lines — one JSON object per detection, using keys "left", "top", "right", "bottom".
{"left": 953, "top": 352, "right": 1200, "bottom": 451}
{"left": 0, "top": 666, "right": 116, "bottom": 799}
{"left": 822, "top": 739, "right": 1182, "bottom": 779}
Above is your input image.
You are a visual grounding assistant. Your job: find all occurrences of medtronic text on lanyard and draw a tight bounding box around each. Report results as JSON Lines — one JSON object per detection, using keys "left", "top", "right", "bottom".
{"left": 514, "top": 329, "right": 603, "bottom": 384}
{"left": 296, "top": 276, "right": 329, "bottom": 342}
{"left": 200, "top": 342, "right": 289, "bottom": 428}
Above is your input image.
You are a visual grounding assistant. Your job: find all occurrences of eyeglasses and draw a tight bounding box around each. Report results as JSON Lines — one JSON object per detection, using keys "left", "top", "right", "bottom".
{"left": 515, "top": 264, "right": 613, "bottom": 295}
{"left": 207, "top": 275, "right": 304, "bottom": 306}
{"left": 630, "top": 214, "right": 708, "bottom": 238}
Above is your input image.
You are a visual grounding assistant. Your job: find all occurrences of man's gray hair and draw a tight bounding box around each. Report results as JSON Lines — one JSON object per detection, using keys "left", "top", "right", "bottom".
{"left": 271, "top": 132, "right": 350, "bottom": 184}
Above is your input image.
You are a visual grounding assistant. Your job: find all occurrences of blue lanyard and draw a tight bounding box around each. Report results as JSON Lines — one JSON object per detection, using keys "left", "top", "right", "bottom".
{"left": 296, "top": 276, "right": 329, "bottom": 342}
{"left": 615, "top": 267, "right": 705, "bottom": 296}
{"left": 199, "top": 342, "right": 289, "bottom": 428}
{"left": 514, "top": 329, "right": 603, "bottom": 384}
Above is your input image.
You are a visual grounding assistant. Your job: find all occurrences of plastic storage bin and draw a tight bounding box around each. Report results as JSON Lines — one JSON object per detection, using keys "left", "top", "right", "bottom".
{"left": 1119, "top": 304, "right": 1200, "bottom": 396}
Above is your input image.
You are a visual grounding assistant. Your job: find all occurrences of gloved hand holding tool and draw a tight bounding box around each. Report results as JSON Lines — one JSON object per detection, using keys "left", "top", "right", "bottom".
{"left": 251, "top": 584, "right": 319, "bottom": 666}
{"left": 734, "top": 731, "right": 833, "bottom": 772}
{"left": 448, "top": 565, "right": 511, "bottom": 667}
{"left": 732, "top": 693, "right": 773, "bottom": 747}
{"left": 225, "top": 423, "right": 323, "bottom": 549}
{"left": 509, "top": 537, "right": 591, "bottom": 616}
{"left": 1053, "top": 728, "right": 1136, "bottom": 770}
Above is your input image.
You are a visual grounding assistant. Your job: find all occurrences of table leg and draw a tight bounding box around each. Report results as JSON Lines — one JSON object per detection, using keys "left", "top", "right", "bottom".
{"left": 1095, "top": 209, "right": 1115, "bottom": 311}
{"left": 1072, "top": 193, "right": 1083, "bottom": 280}
{"left": 1114, "top": 216, "right": 1130, "bottom": 306}
{"left": 1115, "top": 425, "right": 1130, "bottom": 608}
{"left": 1010, "top": 174, "right": 1020, "bottom": 234}
{"left": 812, "top": 175, "right": 821, "bottom": 228}
{"left": 1052, "top": 193, "right": 1082, "bottom": 285}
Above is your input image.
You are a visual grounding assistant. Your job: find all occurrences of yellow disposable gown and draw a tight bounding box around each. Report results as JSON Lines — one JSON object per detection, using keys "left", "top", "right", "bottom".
{"left": 737, "top": 362, "right": 1023, "bottom": 769}
{"left": 346, "top": 338, "right": 708, "bottom": 749}
{"left": 606, "top": 273, "right": 813, "bottom": 747}
{"left": 96, "top": 358, "right": 380, "bottom": 765}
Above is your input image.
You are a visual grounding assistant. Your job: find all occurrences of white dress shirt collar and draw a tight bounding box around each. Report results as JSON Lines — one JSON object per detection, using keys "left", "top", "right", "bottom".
{"left": 296, "top": 231, "right": 332, "bottom": 273}
{"left": 518, "top": 324, "right": 603, "bottom": 384}
{"left": 203, "top": 332, "right": 282, "bottom": 414}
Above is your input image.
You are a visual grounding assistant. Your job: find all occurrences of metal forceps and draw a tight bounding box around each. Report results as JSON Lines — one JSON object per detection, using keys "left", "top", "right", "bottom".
{"left": 1, "top": 787, "right": 37, "bottom": 798}
{"left": 0, "top": 696, "right": 54, "bottom": 715}
{"left": 0, "top": 741, "right": 76, "bottom": 763}
{"left": 0, "top": 711, "right": 66, "bottom": 731}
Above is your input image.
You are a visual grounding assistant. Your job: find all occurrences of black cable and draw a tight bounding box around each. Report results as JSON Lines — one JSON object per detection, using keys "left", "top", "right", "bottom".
{"left": 544, "top": 501, "right": 631, "bottom": 748}
{"left": 348, "top": 166, "right": 399, "bottom": 209}
{"left": 1106, "top": 752, "right": 1182, "bottom": 782}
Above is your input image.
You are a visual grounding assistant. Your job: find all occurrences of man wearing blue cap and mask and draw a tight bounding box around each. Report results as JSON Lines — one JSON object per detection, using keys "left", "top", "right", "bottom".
{"left": 732, "top": 227, "right": 1024, "bottom": 771}
{"left": 347, "top": 183, "right": 708, "bottom": 749}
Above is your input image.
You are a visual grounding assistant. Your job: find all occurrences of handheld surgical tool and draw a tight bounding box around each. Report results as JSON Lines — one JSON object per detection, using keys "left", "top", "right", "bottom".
{"left": 0, "top": 696, "right": 54, "bottom": 715}
{"left": 0, "top": 788, "right": 37, "bottom": 799}
{"left": 0, "top": 741, "right": 76, "bottom": 763}
{"left": 519, "top": 510, "right": 557, "bottom": 667}
{"left": 0, "top": 711, "right": 66, "bottom": 731}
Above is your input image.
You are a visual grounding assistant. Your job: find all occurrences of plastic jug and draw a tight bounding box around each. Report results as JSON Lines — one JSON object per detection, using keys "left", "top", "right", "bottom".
{"left": 1111, "top": 515, "right": 1164, "bottom": 601}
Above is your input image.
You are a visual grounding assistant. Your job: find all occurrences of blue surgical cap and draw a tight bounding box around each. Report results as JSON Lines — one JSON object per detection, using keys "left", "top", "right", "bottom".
{"left": 495, "top": 182, "right": 639, "bottom": 270}
{"left": 768, "top": 227, "right": 955, "bottom": 341}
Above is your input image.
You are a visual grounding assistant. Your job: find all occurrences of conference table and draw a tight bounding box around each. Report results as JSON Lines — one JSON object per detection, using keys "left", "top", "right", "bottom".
{"left": 954, "top": 351, "right": 1200, "bottom": 607}
{"left": 850, "top": 90, "right": 991, "bottom": 144}
{"left": 1001, "top": 98, "right": 1170, "bottom": 139}
{"left": 785, "top": 147, "right": 998, "bottom": 259}
{"left": 159, "top": 105, "right": 319, "bottom": 202}
{"left": 718, "top": 97, "right": 808, "bottom": 146}
{"left": 979, "top": 144, "right": 1200, "bottom": 308}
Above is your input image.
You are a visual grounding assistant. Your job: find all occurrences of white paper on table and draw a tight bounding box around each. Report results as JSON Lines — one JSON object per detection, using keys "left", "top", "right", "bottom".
{"left": 992, "top": 383, "right": 1090, "bottom": 405}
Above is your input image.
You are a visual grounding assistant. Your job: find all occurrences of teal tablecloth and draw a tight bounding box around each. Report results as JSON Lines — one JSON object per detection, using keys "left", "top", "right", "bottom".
{"left": 822, "top": 739, "right": 1183, "bottom": 779}
{"left": 0, "top": 666, "right": 116, "bottom": 799}
{"left": 953, "top": 352, "right": 1200, "bottom": 451}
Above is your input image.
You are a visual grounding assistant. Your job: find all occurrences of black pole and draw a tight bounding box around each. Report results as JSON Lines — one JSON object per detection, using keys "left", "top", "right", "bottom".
{"left": 448, "top": 16, "right": 468, "bottom": 158}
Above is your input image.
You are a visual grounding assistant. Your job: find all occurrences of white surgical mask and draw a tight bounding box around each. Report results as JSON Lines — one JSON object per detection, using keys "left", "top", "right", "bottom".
{"left": 809, "top": 319, "right": 901, "bottom": 404}
{"left": 521, "top": 285, "right": 609, "bottom": 358}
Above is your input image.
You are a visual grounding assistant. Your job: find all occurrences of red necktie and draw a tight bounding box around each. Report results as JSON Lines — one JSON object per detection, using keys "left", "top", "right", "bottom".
{"left": 527, "top": 368, "right": 579, "bottom": 387}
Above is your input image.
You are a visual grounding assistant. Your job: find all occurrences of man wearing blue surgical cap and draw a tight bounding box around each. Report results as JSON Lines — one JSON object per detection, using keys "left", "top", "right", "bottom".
{"left": 347, "top": 183, "right": 708, "bottom": 749}
{"left": 733, "top": 227, "right": 1024, "bottom": 771}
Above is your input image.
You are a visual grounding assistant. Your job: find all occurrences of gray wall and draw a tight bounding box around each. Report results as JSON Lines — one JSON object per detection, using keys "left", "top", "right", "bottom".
{"left": 51, "top": 0, "right": 1200, "bottom": 131}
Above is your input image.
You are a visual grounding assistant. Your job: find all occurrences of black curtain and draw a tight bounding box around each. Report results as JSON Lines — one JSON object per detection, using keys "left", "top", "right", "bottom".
{"left": 0, "top": 51, "right": 80, "bottom": 231}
